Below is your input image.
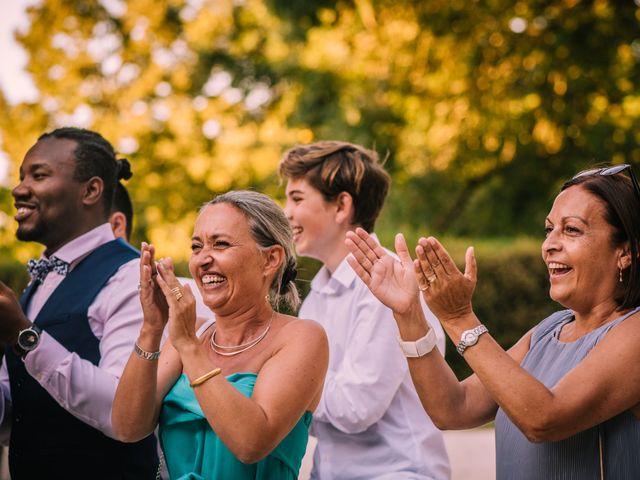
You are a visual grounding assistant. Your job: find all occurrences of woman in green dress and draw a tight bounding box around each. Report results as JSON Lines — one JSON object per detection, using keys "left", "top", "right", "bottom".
{"left": 112, "top": 191, "right": 329, "bottom": 479}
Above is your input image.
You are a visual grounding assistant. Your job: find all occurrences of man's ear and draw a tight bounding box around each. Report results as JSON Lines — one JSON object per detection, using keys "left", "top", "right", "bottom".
{"left": 82, "top": 176, "right": 104, "bottom": 207}
{"left": 109, "top": 211, "right": 128, "bottom": 240}
{"left": 334, "top": 191, "right": 354, "bottom": 226}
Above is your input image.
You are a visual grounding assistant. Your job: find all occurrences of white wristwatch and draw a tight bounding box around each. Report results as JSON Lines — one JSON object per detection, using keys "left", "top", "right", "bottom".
{"left": 456, "top": 324, "right": 488, "bottom": 355}
{"left": 398, "top": 328, "right": 437, "bottom": 358}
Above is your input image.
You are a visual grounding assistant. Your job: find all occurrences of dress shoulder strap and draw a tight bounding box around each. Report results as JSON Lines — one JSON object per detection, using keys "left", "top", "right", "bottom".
{"left": 530, "top": 309, "right": 573, "bottom": 346}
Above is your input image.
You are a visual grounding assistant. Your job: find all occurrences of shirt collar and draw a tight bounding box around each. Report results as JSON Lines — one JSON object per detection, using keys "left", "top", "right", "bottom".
{"left": 43, "top": 223, "right": 116, "bottom": 267}
{"left": 310, "top": 233, "right": 379, "bottom": 295}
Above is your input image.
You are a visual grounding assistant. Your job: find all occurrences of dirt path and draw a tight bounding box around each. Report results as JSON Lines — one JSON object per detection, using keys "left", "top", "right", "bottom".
{"left": 299, "top": 427, "right": 496, "bottom": 479}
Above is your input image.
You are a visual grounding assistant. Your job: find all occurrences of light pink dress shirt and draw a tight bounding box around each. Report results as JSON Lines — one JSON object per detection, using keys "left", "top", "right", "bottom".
{"left": 0, "top": 223, "right": 143, "bottom": 442}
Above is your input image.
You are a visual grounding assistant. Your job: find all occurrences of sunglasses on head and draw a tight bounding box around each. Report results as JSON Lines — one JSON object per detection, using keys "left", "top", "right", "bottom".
{"left": 572, "top": 164, "right": 640, "bottom": 205}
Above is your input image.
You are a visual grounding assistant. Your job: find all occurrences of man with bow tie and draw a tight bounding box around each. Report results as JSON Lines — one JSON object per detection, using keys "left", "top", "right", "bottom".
{"left": 0, "top": 127, "right": 158, "bottom": 478}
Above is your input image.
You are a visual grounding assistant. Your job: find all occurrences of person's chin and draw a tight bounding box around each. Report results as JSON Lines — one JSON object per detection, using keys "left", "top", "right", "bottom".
{"left": 549, "top": 288, "right": 571, "bottom": 307}
{"left": 294, "top": 241, "right": 311, "bottom": 258}
{"left": 16, "top": 224, "right": 42, "bottom": 242}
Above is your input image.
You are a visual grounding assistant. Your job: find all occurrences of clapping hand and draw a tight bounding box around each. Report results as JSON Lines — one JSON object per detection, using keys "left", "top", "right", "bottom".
{"left": 0, "top": 282, "right": 31, "bottom": 344}
{"left": 154, "top": 259, "right": 197, "bottom": 352}
{"left": 138, "top": 242, "right": 169, "bottom": 332}
{"left": 345, "top": 228, "right": 420, "bottom": 315}
{"left": 414, "top": 237, "right": 476, "bottom": 323}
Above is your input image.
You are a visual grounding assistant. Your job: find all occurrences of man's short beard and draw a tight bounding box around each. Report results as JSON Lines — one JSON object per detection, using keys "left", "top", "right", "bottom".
{"left": 16, "top": 223, "right": 47, "bottom": 244}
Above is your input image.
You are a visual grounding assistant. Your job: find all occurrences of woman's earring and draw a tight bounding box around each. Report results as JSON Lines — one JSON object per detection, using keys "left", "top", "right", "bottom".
{"left": 619, "top": 267, "right": 623, "bottom": 283}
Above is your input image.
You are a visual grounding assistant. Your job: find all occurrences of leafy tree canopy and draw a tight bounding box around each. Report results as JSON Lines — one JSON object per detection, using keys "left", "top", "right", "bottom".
{"left": 1, "top": 0, "right": 639, "bottom": 262}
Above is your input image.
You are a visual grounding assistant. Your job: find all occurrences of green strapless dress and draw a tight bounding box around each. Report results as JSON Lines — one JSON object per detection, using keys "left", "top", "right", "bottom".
{"left": 159, "top": 372, "right": 311, "bottom": 480}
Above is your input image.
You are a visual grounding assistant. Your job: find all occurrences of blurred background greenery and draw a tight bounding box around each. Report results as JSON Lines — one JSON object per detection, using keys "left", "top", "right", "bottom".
{"left": 0, "top": 0, "right": 637, "bottom": 377}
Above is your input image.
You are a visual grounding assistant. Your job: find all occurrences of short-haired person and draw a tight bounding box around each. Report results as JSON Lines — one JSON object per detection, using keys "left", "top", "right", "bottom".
{"left": 111, "top": 190, "right": 329, "bottom": 479}
{"left": 346, "top": 164, "right": 640, "bottom": 478}
{"left": 0, "top": 128, "right": 158, "bottom": 478}
{"left": 109, "top": 181, "right": 210, "bottom": 320}
{"left": 279, "top": 141, "right": 450, "bottom": 479}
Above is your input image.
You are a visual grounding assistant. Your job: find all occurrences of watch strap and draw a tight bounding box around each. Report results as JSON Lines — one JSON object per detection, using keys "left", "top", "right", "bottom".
{"left": 398, "top": 328, "right": 437, "bottom": 358}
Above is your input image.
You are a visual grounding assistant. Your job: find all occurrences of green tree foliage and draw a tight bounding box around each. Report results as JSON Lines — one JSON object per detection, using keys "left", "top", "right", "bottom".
{"left": 0, "top": 0, "right": 638, "bottom": 256}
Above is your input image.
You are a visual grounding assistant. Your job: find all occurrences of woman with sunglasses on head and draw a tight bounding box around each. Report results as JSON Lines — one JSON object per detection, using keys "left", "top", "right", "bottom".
{"left": 111, "top": 191, "right": 328, "bottom": 479}
{"left": 346, "top": 165, "right": 640, "bottom": 479}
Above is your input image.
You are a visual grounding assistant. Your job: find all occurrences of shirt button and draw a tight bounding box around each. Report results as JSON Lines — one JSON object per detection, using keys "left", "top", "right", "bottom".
{"left": 14, "top": 415, "right": 21, "bottom": 423}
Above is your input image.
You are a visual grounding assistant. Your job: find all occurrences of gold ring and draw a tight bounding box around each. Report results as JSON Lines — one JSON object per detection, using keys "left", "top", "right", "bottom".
{"left": 419, "top": 284, "right": 429, "bottom": 292}
{"left": 170, "top": 286, "right": 183, "bottom": 301}
{"left": 427, "top": 274, "right": 437, "bottom": 284}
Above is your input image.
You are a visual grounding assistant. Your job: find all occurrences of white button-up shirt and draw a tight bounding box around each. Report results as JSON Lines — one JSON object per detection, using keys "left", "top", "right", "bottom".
{"left": 302, "top": 252, "right": 451, "bottom": 480}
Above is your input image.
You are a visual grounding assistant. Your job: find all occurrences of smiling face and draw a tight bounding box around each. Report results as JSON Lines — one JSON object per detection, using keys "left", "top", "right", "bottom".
{"left": 12, "top": 137, "right": 87, "bottom": 254}
{"left": 542, "top": 185, "right": 627, "bottom": 312}
{"left": 189, "top": 203, "right": 269, "bottom": 313}
{"left": 283, "top": 177, "right": 344, "bottom": 264}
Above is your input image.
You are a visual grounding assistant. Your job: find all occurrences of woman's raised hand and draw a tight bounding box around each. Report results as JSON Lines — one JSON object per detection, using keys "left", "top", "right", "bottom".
{"left": 345, "top": 228, "right": 420, "bottom": 314}
{"left": 414, "top": 237, "right": 477, "bottom": 323}
{"left": 155, "top": 258, "right": 198, "bottom": 352}
{"left": 139, "top": 242, "right": 169, "bottom": 332}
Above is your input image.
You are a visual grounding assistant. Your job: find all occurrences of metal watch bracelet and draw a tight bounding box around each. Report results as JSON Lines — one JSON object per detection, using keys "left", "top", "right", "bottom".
{"left": 134, "top": 342, "right": 161, "bottom": 360}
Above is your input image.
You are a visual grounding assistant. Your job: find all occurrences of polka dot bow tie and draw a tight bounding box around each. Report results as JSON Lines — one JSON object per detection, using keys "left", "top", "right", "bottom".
{"left": 27, "top": 256, "right": 69, "bottom": 283}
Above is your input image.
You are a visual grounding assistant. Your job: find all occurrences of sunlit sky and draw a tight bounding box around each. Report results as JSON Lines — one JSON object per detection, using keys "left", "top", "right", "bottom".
{"left": 0, "top": 0, "right": 39, "bottom": 104}
{"left": 0, "top": 0, "right": 39, "bottom": 186}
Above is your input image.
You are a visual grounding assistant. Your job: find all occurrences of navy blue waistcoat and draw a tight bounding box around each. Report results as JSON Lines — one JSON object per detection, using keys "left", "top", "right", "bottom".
{"left": 6, "top": 239, "right": 158, "bottom": 479}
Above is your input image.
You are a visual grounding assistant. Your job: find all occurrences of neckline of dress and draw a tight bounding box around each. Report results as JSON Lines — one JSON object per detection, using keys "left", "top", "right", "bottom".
{"left": 553, "top": 306, "right": 640, "bottom": 343}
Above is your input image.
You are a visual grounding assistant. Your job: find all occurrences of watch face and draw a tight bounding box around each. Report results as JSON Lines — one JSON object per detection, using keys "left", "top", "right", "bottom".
{"left": 18, "top": 330, "right": 39, "bottom": 350}
{"left": 462, "top": 331, "right": 478, "bottom": 346}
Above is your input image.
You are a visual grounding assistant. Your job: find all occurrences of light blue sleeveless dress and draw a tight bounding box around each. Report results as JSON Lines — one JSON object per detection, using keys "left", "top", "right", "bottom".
{"left": 159, "top": 372, "right": 312, "bottom": 479}
{"left": 495, "top": 307, "right": 640, "bottom": 479}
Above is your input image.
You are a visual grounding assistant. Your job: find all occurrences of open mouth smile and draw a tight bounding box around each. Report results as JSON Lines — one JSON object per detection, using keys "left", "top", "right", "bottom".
{"left": 15, "top": 204, "right": 36, "bottom": 222}
{"left": 548, "top": 261, "right": 572, "bottom": 277}
{"left": 202, "top": 273, "right": 226, "bottom": 288}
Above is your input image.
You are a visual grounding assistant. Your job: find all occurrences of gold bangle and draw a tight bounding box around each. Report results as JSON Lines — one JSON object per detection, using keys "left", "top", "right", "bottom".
{"left": 190, "top": 367, "right": 222, "bottom": 388}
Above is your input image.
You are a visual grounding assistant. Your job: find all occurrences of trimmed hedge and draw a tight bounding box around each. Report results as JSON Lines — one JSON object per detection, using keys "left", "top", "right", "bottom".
{"left": 445, "top": 247, "right": 557, "bottom": 379}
